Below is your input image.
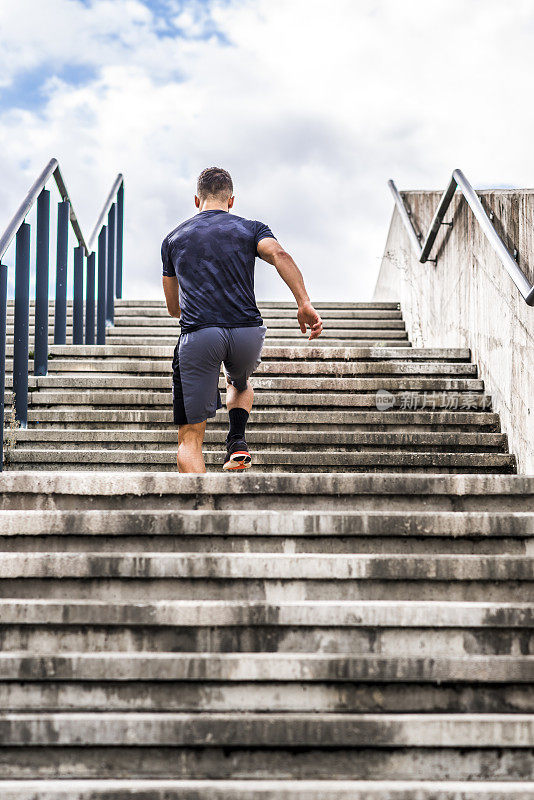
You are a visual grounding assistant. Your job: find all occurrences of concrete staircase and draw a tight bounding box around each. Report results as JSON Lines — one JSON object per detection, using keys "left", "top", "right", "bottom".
{"left": 0, "top": 300, "right": 532, "bottom": 798}
{"left": 3, "top": 301, "right": 516, "bottom": 473}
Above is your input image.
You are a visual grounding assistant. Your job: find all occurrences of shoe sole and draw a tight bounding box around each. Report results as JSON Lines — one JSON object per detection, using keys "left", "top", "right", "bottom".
{"left": 223, "top": 451, "right": 252, "bottom": 471}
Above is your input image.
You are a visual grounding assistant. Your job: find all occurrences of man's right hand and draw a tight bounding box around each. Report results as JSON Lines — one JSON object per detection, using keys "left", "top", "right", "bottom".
{"left": 297, "top": 301, "right": 323, "bottom": 340}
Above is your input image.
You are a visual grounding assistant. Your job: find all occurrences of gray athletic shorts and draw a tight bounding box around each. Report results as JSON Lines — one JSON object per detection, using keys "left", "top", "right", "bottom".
{"left": 172, "top": 325, "right": 267, "bottom": 425}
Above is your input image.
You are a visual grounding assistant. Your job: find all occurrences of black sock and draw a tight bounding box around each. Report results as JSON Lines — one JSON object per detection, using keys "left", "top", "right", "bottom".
{"left": 227, "top": 407, "right": 249, "bottom": 443}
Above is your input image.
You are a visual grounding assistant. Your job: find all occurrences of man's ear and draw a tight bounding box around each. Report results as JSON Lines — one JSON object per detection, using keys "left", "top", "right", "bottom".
{"left": 228, "top": 196, "right": 234, "bottom": 210}
{"left": 194, "top": 195, "right": 200, "bottom": 208}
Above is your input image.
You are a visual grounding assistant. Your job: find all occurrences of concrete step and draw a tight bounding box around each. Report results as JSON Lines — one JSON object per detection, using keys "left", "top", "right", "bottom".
{"left": 106, "top": 305, "right": 403, "bottom": 317}
{"left": 10, "top": 326, "right": 407, "bottom": 337}
{"left": 7, "top": 337, "right": 413, "bottom": 352}
{"left": 0, "top": 599, "right": 528, "bottom": 655}
{"left": 0, "top": 752, "right": 528, "bottom": 781}
{"left": 0, "top": 599, "right": 529, "bottom": 630}
{"left": 43, "top": 345, "right": 470, "bottom": 361}
{"left": 6, "top": 322, "right": 409, "bottom": 337}
{"left": 7, "top": 309, "right": 406, "bottom": 321}
{"left": 23, "top": 409, "right": 502, "bottom": 431}
{"left": 0, "top": 780, "right": 530, "bottom": 799}
{"left": 6, "top": 449, "right": 515, "bottom": 475}
{"left": 21, "top": 391, "right": 492, "bottom": 410}
{"left": 0, "top": 676, "right": 531, "bottom": 713}
{"left": 12, "top": 429, "right": 508, "bottom": 453}
{"left": 8, "top": 300, "right": 402, "bottom": 310}
{"left": 139, "top": 301, "right": 402, "bottom": 308}
{"left": 8, "top": 535, "right": 522, "bottom": 555}
{"left": 26, "top": 376, "right": 485, "bottom": 392}
{"left": 1, "top": 472, "right": 531, "bottom": 511}
{"left": 0, "top": 652, "right": 530, "bottom": 683}
{"left": 101, "top": 337, "right": 412, "bottom": 347}
{"left": 111, "top": 319, "right": 408, "bottom": 330}
{"left": 0, "top": 509, "right": 530, "bottom": 556}
{"left": 112, "top": 307, "right": 404, "bottom": 318}
{"left": 132, "top": 301, "right": 401, "bottom": 309}
{"left": 0, "top": 508, "right": 528, "bottom": 536}
{"left": 0, "top": 711, "right": 531, "bottom": 747}
{"left": 0, "top": 552, "right": 530, "bottom": 601}
{"left": 0, "top": 685, "right": 532, "bottom": 714}
{"left": 40, "top": 360, "right": 479, "bottom": 376}
{"left": 1, "top": 552, "right": 530, "bottom": 581}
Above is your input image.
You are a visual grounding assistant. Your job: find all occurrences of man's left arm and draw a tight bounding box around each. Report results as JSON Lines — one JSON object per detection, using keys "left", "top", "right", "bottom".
{"left": 161, "top": 238, "right": 180, "bottom": 319}
{"left": 162, "top": 275, "right": 181, "bottom": 319}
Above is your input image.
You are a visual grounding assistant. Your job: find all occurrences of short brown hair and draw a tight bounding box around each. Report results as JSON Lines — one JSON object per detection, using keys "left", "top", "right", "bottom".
{"left": 196, "top": 167, "right": 233, "bottom": 200}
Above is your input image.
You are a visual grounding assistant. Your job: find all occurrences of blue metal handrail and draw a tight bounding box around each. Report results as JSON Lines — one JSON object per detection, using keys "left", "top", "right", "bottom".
{"left": 0, "top": 158, "right": 125, "bottom": 469}
{"left": 388, "top": 169, "right": 534, "bottom": 306}
{"left": 0, "top": 159, "right": 87, "bottom": 260}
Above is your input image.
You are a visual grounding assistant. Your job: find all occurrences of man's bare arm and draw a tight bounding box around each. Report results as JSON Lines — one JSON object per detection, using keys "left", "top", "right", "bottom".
{"left": 257, "top": 237, "right": 323, "bottom": 340}
{"left": 162, "top": 275, "right": 181, "bottom": 318}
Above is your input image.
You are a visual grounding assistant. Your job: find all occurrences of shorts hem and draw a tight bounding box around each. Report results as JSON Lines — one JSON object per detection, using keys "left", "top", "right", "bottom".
{"left": 177, "top": 407, "right": 220, "bottom": 426}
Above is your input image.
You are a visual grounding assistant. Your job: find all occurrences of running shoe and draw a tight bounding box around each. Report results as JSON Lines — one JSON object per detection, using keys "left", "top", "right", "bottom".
{"left": 223, "top": 437, "right": 252, "bottom": 471}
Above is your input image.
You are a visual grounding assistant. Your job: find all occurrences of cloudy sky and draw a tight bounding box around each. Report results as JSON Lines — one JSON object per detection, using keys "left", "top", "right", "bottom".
{"left": 1, "top": 0, "right": 533, "bottom": 302}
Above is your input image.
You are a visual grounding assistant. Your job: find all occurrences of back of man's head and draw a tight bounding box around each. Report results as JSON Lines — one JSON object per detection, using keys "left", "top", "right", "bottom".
{"left": 197, "top": 167, "right": 233, "bottom": 201}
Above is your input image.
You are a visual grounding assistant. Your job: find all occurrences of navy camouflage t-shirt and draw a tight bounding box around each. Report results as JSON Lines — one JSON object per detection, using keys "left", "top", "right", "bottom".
{"left": 161, "top": 210, "right": 275, "bottom": 333}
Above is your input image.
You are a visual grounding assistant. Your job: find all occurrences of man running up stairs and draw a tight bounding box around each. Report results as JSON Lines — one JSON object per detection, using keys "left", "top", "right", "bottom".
{"left": 161, "top": 166, "right": 323, "bottom": 474}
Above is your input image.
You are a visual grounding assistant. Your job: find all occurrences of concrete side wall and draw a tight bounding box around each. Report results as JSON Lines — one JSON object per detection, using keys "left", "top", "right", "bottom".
{"left": 374, "top": 189, "right": 534, "bottom": 472}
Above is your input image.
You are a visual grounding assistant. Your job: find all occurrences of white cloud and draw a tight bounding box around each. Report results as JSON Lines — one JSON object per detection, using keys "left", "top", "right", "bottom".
{"left": 0, "top": 0, "right": 534, "bottom": 301}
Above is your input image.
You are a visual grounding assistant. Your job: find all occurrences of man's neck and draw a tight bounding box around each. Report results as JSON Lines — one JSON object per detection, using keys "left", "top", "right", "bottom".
{"left": 198, "top": 200, "right": 229, "bottom": 212}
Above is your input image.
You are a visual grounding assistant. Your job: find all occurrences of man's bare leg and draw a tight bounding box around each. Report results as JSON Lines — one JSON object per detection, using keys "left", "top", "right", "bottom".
{"left": 177, "top": 421, "right": 207, "bottom": 473}
{"left": 226, "top": 377, "right": 254, "bottom": 413}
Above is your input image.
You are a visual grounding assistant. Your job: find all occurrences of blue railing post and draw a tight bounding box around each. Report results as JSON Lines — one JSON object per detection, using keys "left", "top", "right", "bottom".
{"left": 106, "top": 203, "right": 116, "bottom": 326}
{"left": 0, "top": 263, "right": 7, "bottom": 470}
{"left": 54, "top": 200, "right": 69, "bottom": 345}
{"left": 96, "top": 226, "right": 107, "bottom": 345}
{"left": 85, "top": 252, "right": 96, "bottom": 345}
{"left": 34, "top": 188, "right": 50, "bottom": 376}
{"left": 13, "top": 223, "right": 30, "bottom": 428}
{"left": 73, "top": 246, "right": 84, "bottom": 344}
{"left": 116, "top": 184, "right": 124, "bottom": 299}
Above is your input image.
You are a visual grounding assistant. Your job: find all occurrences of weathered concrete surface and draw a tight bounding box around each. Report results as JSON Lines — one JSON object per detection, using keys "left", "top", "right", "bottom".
{"left": 0, "top": 712, "right": 533, "bottom": 746}
{"left": 0, "top": 781, "right": 533, "bottom": 799}
{"left": 0, "top": 599, "right": 530, "bottom": 627}
{"left": 2, "top": 681, "right": 531, "bottom": 713}
{"left": 0, "top": 508, "right": 531, "bottom": 536}
{"left": 0, "top": 751, "right": 529, "bottom": 781}
{"left": 374, "top": 190, "right": 534, "bottom": 472}
{"left": 7, "top": 449, "right": 515, "bottom": 475}
{"left": 0, "top": 552, "right": 533, "bottom": 581}
{"left": 1, "top": 471, "right": 534, "bottom": 498}
{"left": 0, "top": 619, "right": 524, "bottom": 657}
{"left": 0, "top": 653, "right": 530, "bottom": 682}
{"left": 3, "top": 471, "right": 534, "bottom": 510}
{"left": 2, "top": 471, "right": 534, "bottom": 510}
{"left": 0, "top": 779, "right": 533, "bottom": 798}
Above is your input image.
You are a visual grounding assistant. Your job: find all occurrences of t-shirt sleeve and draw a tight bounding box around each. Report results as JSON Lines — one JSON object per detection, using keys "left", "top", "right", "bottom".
{"left": 161, "top": 238, "right": 176, "bottom": 277}
{"left": 253, "top": 221, "right": 276, "bottom": 252}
